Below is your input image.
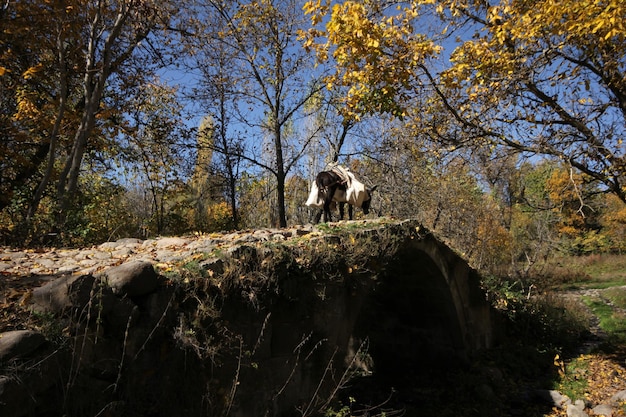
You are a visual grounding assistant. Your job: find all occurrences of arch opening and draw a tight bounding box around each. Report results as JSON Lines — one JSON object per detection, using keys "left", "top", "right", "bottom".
{"left": 353, "top": 247, "right": 467, "bottom": 388}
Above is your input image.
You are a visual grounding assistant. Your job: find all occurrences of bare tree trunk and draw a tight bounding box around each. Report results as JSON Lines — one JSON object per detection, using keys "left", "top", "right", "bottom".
{"left": 274, "top": 121, "right": 287, "bottom": 228}
{"left": 54, "top": 0, "right": 152, "bottom": 227}
{"left": 56, "top": 1, "right": 107, "bottom": 224}
{"left": 57, "top": 98, "right": 100, "bottom": 217}
{"left": 218, "top": 85, "right": 240, "bottom": 229}
{"left": 27, "top": 24, "right": 69, "bottom": 221}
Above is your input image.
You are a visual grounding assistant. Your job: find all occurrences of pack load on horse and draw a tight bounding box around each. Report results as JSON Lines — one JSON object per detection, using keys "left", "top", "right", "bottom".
{"left": 306, "top": 164, "right": 376, "bottom": 223}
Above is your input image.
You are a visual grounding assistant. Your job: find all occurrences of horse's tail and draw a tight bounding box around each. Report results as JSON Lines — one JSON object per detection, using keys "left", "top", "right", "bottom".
{"left": 315, "top": 175, "right": 324, "bottom": 190}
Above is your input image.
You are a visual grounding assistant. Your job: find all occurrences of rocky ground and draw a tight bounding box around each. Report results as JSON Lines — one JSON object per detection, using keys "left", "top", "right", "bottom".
{"left": 0, "top": 225, "right": 321, "bottom": 331}
{"left": 1, "top": 225, "right": 320, "bottom": 278}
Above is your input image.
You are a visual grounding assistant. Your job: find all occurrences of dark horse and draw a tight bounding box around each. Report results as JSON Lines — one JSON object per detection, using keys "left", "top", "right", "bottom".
{"left": 314, "top": 170, "right": 376, "bottom": 223}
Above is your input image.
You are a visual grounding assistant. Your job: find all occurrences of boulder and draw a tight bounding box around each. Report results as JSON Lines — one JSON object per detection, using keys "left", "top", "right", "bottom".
{"left": 32, "top": 274, "right": 110, "bottom": 315}
{"left": 227, "top": 244, "right": 257, "bottom": 259}
{"left": 592, "top": 404, "right": 614, "bottom": 416}
{"left": 200, "top": 257, "right": 225, "bottom": 276}
{"left": 567, "top": 399, "right": 588, "bottom": 417}
{"left": 155, "top": 237, "right": 189, "bottom": 248}
{"left": 104, "top": 260, "right": 159, "bottom": 297}
{"left": 530, "top": 389, "right": 572, "bottom": 411}
{"left": 611, "top": 390, "right": 626, "bottom": 404}
{"left": 0, "top": 330, "right": 46, "bottom": 362}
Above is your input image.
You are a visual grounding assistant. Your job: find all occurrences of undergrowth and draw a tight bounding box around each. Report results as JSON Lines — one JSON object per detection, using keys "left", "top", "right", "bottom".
{"left": 483, "top": 276, "right": 590, "bottom": 352}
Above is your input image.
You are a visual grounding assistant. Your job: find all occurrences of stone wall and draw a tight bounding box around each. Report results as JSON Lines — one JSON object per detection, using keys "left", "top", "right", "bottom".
{"left": 0, "top": 220, "right": 497, "bottom": 417}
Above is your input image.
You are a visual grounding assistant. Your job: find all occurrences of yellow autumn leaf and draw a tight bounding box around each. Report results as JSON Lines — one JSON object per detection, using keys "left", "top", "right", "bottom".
{"left": 22, "top": 63, "right": 43, "bottom": 80}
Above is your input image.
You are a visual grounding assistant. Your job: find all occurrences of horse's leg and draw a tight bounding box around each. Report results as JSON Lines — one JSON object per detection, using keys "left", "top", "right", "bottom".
{"left": 339, "top": 202, "right": 345, "bottom": 220}
{"left": 323, "top": 191, "right": 332, "bottom": 222}
{"left": 348, "top": 204, "right": 353, "bottom": 220}
{"left": 314, "top": 210, "right": 322, "bottom": 224}
{"left": 325, "top": 185, "right": 340, "bottom": 222}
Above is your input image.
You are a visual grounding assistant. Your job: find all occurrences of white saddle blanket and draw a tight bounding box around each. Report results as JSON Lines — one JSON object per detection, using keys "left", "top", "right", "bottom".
{"left": 306, "top": 168, "right": 367, "bottom": 208}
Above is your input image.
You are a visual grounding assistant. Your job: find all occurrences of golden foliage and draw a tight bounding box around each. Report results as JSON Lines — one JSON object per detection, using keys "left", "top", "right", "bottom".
{"left": 205, "top": 201, "right": 232, "bottom": 231}
{"left": 22, "top": 63, "right": 44, "bottom": 80}
{"left": 475, "top": 205, "right": 513, "bottom": 268}
{"left": 600, "top": 194, "right": 626, "bottom": 252}
{"left": 13, "top": 88, "right": 41, "bottom": 121}
{"left": 302, "top": 0, "right": 440, "bottom": 119}
{"left": 545, "top": 169, "right": 588, "bottom": 237}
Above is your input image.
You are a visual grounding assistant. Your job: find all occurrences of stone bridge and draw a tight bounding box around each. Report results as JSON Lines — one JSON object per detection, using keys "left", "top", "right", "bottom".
{"left": 0, "top": 219, "right": 497, "bottom": 417}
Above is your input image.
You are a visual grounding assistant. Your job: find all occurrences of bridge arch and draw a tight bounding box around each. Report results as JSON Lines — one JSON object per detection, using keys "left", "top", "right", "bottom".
{"left": 351, "top": 228, "right": 495, "bottom": 382}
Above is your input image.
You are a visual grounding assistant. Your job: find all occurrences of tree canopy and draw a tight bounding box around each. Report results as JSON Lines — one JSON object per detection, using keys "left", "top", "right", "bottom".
{"left": 303, "top": 0, "right": 626, "bottom": 202}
